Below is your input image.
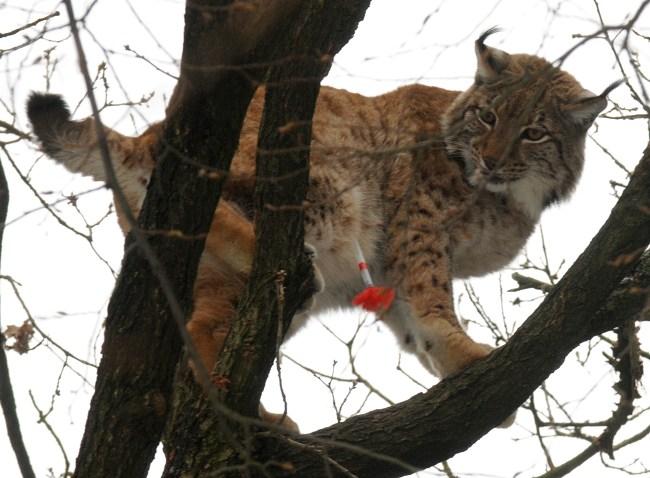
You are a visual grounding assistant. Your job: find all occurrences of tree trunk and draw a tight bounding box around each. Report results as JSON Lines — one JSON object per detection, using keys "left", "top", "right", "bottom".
{"left": 162, "top": 1, "right": 371, "bottom": 476}
{"left": 73, "top": 1, "right": 268, "bottom": 475}
{"left": 74, "top": 1, "right": 370, "bottom": 477}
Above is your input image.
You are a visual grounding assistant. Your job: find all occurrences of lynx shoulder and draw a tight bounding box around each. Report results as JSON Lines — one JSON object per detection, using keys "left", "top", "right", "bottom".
{"left": 27, "top": 28, "right": 617, "bottom": 429}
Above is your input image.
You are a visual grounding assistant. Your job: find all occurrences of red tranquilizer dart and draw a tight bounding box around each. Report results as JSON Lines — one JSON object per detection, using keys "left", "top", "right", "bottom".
{"left": 351, "top": 240, "right": 395, "bottom": 314}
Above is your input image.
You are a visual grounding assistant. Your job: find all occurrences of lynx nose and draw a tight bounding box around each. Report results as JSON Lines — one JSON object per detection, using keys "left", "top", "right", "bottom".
{"left": 482, "top": 155, "right": 499, "bottom": 171}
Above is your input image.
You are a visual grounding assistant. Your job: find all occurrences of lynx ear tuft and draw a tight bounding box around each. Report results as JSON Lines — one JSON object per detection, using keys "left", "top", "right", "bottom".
{"left": 475, "top": 27, "right": 510, "bottom": 83}
{"left": 475, "top": 27, "right": 502, "bottom": 54}
{"left": 599, "top": 78, "right": 625, "bottom": 98}
{"left": 563, "top": 79, "right": 624, "bottom": 128}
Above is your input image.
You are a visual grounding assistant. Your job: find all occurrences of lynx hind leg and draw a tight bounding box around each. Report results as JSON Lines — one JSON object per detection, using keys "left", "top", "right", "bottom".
{"left": 186, "top": 263, "right": 243, "bottom": 374}
{"left": 205, "top": 201, "right": 323, "bottom": 314}
{"left": 187, "top": 199, "right": 254, "bottom": 372}
{"left": 187, "top": 269, "right": 235, "bottom": 374}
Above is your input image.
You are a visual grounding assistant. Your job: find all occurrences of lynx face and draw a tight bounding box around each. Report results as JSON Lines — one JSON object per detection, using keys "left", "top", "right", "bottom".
{"left": 443, "top": 29, "right": 612, "bottom": 218}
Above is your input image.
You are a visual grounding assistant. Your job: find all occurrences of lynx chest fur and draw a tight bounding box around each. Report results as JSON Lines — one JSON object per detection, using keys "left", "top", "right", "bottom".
{"left": 27, "top": 29, "right": 616, "bottom": 427}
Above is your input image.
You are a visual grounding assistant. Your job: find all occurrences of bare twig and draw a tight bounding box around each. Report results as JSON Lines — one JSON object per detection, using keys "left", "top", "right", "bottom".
{"left": 0, "top": 11, "right": 60, "bottom": 39}
{"left": 510, "top": 272, "right": 553, "bottom": 293}
{"left": 28, "top": 390, "right": 70, "bottom": 477}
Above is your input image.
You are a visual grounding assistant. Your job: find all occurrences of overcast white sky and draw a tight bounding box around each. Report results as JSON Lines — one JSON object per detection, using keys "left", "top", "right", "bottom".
{"left": 1, "top": 1, "right": 649, "bottom": 477}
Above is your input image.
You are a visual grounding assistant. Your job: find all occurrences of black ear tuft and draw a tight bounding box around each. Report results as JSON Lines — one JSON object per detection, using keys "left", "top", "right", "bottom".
{"left": 474, "top": 27, "right": 510, "bottom": 82}
{"left": 475, "top": 26, "right": 502, "bottom": 53}
{"left": 563, "top": 80, "right": 624, "bottom": 129}
{"left": 599, "top": 79, "right": 625, "bottom": 98}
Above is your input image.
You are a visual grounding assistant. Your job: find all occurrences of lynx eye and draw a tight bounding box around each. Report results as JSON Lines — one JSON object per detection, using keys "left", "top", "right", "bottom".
{"left": 520, "top": 127, "right": 548, "bottom": 142}
{"left": 478, "top": 109, "right": 497, "bottom": 126}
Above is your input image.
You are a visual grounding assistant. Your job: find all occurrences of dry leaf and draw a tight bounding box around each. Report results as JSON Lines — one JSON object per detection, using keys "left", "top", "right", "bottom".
{"left": 3, "top": 320, "right": 35, "bottom": 354}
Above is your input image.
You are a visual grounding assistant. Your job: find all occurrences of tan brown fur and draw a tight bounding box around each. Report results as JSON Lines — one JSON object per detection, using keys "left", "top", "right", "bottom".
{"left": 27, "top": 30, "right": 616, "bottom": 429}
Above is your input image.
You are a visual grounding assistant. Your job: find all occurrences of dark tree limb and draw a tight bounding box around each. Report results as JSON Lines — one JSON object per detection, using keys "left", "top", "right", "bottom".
{"left": 251, "top": 144, "right": 650, "bottom": 477}
{"left": 162, "top": 1, "right": 371, "bottom": 475}
{"left": 72, "top": 0, "right": 373, "bottom": 476}
{"left": 0, "top": 150, "right": 36, "bottom": 478}
{"left": 214, "top": 0, "right": 372, "bottom": 425}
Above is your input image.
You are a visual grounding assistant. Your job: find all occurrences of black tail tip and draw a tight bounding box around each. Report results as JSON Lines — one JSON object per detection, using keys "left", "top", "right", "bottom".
{"left": 26, "top": 92, "right": 71, "bottom": 126}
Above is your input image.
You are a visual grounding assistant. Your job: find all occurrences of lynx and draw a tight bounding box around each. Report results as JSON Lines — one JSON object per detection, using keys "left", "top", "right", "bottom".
{"left": 27, "top": 29, "right": 616, "bottom": 428}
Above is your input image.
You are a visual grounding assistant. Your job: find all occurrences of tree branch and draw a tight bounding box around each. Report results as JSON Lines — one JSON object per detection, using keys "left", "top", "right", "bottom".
{"left": 72, "top": 1, "right": 296, "bottom": 475}
{"left": 254, "top": 144, "right": 650, "bottom": 477}
{"left": 161, "top": 1, "right": 371, "bottom": 475}
{"left": 0, "top": 10, "right": 59, "bottom": 39}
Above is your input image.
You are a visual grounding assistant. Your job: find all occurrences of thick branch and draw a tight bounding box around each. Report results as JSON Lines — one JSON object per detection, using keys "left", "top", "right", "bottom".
{"left": 255, "top": 145, "right": 650, "bottom": 476}
{"left": 216, "top": 0, "right": 373, "bottom": 422}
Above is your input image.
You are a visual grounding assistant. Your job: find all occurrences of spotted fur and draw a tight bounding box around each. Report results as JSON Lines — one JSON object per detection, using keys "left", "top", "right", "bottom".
{"left": 27, "top": 30, "right": 615, "bottom": 427}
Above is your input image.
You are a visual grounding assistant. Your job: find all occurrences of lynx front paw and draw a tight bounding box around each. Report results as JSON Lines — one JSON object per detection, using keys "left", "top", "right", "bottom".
{"left": 412, "top": 321, "right": 492, "bottom": 378}
{"left": 413, "top": 327, "right": 517, "bottom": 428}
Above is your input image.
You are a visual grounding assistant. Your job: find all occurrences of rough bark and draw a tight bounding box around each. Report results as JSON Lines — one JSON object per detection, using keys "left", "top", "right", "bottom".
{"left": 74, "top": 75, "right": 255, "bottom": 478}
{"left": 250, "top": 145, "right": 650, "bottom": 476}
{"left": 162, "top": 1, "right": 371, "bottom": 476}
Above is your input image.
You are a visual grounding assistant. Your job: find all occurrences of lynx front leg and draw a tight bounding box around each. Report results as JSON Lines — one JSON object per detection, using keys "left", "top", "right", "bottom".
{"left": 186, "top": 263, "right": 243, "bottom": 373}
{"left": 387, "top": 223, "right": 490, "bottom": 378}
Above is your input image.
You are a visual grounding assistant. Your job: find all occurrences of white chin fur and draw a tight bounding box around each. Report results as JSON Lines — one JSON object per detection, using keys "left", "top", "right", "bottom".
{"left": 485, "top": 182, "right": 507, "bottom": 193}
{"left": 503, "top": 177, "right": 548, "bottom": 219}
{"left": 471, "top": 172, "right": 547, "bottom": 219}
{"left": 468, "top": 170, "right": 506, "bottom": 192}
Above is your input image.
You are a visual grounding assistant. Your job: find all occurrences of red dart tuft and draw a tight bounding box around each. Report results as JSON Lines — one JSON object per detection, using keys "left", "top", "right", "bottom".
{"left": 352, "top": 286, "right": 395, "bottom": 313}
